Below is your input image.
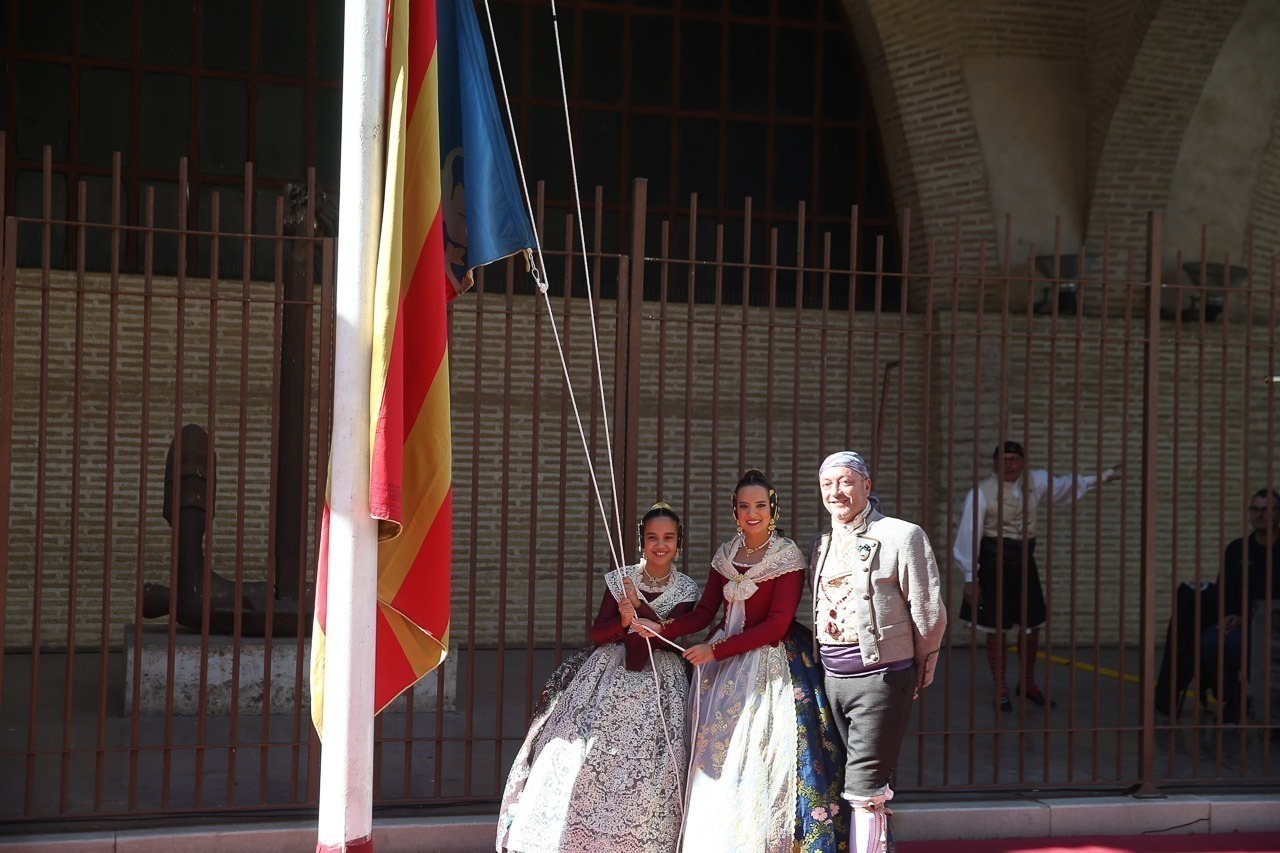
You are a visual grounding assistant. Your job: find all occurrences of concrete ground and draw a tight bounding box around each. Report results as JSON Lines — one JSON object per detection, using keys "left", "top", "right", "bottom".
{"left": 1, "top": 794, "right": 1279, "bottom": 851}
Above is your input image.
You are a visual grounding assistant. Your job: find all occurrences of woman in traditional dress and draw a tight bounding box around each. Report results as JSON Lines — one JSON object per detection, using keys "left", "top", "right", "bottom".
{"left": 496, "top": 503, "right": 701, "bottom": 853}
{"left": 635, "top": 470, "right": 848, "bottom": 852}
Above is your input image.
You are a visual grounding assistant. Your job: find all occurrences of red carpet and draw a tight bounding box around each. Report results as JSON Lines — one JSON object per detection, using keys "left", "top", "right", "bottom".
{"left": 897, "top": 832, "right": 1280, "bottom": 852}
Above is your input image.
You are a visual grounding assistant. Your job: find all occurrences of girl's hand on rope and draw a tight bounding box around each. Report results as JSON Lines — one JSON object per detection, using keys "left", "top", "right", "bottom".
{"left": 621, "top": 577, "right": 642, "bottom": 607}
{"left": 632, "top": 617, "right": 662, "bottom": 637}
{"left": 618, "top": 597, "right": 636, "bottom": 628}
{"left": 619, "top": 578, "right": 643, "bottom": 628}
{"left": 683, "top": 644, "right": 715, "bottom": 665}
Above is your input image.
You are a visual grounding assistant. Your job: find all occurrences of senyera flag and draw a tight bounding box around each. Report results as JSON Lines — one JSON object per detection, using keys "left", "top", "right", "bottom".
{"left": 311, "top": 0, "right": 534, "bottom": 737}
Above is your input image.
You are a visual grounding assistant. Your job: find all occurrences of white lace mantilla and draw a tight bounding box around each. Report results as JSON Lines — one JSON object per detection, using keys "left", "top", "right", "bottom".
{"left": 710, "top": 535, "right": 805, "bottom": 603}
{"left": 604, "top": 564, "right": 699, "bottom": 617}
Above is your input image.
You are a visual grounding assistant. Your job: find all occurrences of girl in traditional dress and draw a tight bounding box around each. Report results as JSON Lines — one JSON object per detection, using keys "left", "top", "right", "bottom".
{"left": 636, "top": 470, "right": 848, "bottom": 853}
{"left": 496, "top": 503, "right": 701, "bottom": 853}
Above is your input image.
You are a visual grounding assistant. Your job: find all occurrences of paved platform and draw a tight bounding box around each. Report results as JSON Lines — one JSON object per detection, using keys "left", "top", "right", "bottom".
{"left": 2, "top": 793, "right": 1278, "bottom": 851}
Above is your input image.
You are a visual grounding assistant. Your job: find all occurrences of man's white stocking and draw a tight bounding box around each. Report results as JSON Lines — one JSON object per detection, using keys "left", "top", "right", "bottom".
{"left": 847, "top": 792, "right": 893, "bottom": 853}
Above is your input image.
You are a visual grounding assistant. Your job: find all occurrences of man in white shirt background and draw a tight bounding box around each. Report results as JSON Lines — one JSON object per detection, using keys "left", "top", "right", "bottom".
{"left": 953, "top": 441, "right": 1122, "bottom": 712}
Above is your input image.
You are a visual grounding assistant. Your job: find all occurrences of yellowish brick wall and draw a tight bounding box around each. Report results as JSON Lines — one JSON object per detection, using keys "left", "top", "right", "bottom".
{"left": 3, "top": 260, "right": 1274, "bottom": 655}
{"left": 444, "top": 282, "right": 1276, "bottom": 651}
{"left": 3, "top": 268, "right": 326, "bottom": 649}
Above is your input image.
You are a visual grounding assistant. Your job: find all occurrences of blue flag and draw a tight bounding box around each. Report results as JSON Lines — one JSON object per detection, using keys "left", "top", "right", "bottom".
{"left": 436, "top": 0, "right": 536, "bottom": 295}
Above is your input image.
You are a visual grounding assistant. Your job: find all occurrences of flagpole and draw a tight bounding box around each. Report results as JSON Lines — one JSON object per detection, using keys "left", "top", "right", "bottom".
{"left": 317, "top": 0, "right": 385, "bottom": 850}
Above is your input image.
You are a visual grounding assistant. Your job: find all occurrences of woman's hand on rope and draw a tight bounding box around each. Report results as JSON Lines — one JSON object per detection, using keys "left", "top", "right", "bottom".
{"left": 683, "top": 644, "right": 715, "bottom": 665}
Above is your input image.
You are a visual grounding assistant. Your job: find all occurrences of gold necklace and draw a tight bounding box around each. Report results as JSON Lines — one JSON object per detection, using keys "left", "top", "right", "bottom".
{"left": 641, "top": 564, "right": 673, "bottom": 589}
{"left": 740, "top": 531, "right": 774, "bottom": 555}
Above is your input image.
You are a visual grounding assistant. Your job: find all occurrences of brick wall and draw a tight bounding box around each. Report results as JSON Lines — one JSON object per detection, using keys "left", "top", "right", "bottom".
{"left": 3, "top": 268, "right": 327, "bottom": 649}
{"left": 444, "top": 280, "right": 1273, "bottom": 652}
{"left": 3, "top": 265, "right": 1273, "bottom": 656}
{"left": 841, "top": 0, "right": 1277, "bottom": 317}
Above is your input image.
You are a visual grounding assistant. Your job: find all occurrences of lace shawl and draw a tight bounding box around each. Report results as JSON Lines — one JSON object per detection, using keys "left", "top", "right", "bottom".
{"left": 604, "top": 563, "right": 699, "bottom": 618}
{"left": 710, "top": 535, "right": 806, "bottom": 603}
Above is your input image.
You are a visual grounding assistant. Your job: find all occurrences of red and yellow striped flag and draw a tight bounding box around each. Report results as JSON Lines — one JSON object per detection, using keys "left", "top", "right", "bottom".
{"left": 311, "top": 0, "right": 531, "bottom": 737}
{"left": 312, "top": 0, "right": 452, "bottom": 737}
{"left": 366, "top": 0, "right": 454, "bottom": 718}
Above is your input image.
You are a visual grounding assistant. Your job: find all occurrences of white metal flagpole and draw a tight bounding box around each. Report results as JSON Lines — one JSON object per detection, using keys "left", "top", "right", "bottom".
{"left": 316, "top": 0, "right": 386, "bottom": 850}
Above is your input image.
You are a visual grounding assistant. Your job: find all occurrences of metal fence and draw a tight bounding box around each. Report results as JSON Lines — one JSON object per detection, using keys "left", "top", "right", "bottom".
{"left": 1, "top": 150, "right": 1278, "bottom": 826}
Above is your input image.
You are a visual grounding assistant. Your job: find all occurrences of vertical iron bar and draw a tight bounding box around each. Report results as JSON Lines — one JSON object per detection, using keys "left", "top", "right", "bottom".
{"left": 94, "top": 154, "right": 124, "bottom": 812}
{"left": 25, "top": 147, "right": 54, "bottom": 816}
{"left": 228, "top": 163, "right": 255, "bottom": 806}
{"left": 1099, "top": 237, "right": 1117, "bottom": 781}
{"left": 309, "top": 235, "right": 334, "bottom": 805}
{"left": 554, "top": 215, "right": 575, "bottom": 663}
{"left": 1237, "top": 249, "right": 1253, "bottom": 774}
{"left": 60, "top": 180, "right": 88, "bottom": 814}
{"left": 463, "top": 268, "right": 484, "bottom": 797}
{"left": 128, "top": 187, "right": 158, "bottom": 812}
{"left": 492, "top": 249, "right": 515, "bottom": 794}
{"left": 917, "top": 234, "right": 935, "bottom": 784}
{"left": 790, "top": 204, "right": 804, "bottom": 519}
{"left": 766, "top": 227, "right": 778, "bottom": 475}
{"left": 683, "top": 195, "right": 698, "bottom": 535}
{"left": 1118, "top": 245, "right": 1135, "bottom": 781}
{"left": 894, "top": 209, "right": 910, "bottom": 524}
{"left": 1135, "top": 211, "right": 1163, "bottom": 796}
{"left": 160, "top": 156, "right": 192, "bottom": 811}
{"left": 260, "top": 196, "right": 286, "bottom": 802}
{"left": 817, "top": 233, "right": 831, "bottom": 486}
{"left": 738, "top": 197, "right": 751, "bottom": 477}
{"left": 844, "top": 205, "right": 859, "bottom": 452}
{"left": 622, "top": 178, "right": 649, "bottom": 547}
{"left": 193, "top": 190, "right": 223, "bottom": 808}
{"left": 0, "top": 217, "right": 15, "bottom": 733}
{"left": 1264, "top": 253, "right": 1278, "bottom": 776}
{"left": 656, "top": 218, "right": 669, "bottom": 495}
{"left": 710, "top": 224, "right": 724, "bottom": 549}
{"left": 0, "top": 143, "right": 6, "bottom": 727}
{"left": 291, "top": 173, "right": 319, "bottom": 800}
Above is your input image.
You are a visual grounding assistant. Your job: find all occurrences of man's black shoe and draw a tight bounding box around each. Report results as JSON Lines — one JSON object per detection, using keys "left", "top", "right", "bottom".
{"left": 999, "top": 696, "right": 1014, "bottom": 713}
{"left": 1015, "top": 683, "right": 1057, "bottom": 709}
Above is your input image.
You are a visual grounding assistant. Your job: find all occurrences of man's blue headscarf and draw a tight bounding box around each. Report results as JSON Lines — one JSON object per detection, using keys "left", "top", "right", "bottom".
{"left": 818, "top": 450, "right": 881, "bottom": 512}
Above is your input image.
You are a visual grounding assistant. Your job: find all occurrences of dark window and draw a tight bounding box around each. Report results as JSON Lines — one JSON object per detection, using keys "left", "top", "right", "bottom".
{"left": 80, "top": 0, "right": 133, "bottom": 61}
{"left": 204, "top": 0, "right": 253, "bottom": 73}
{"left": 260, "top": 0, "right": 309, "bottom": 78}
{"left": 19, "top": 0, "right": 72, "bottom": 55}
{"left": 3, "top": 0, "right": 341, "bottom": 274}
{"left": 139, "top": 74, "right": 190, "bottom": 171}
{"left": 17, "top": 61, "right": 70, "bottom": 161}
{"left": 141, "top": 0, "right": 191, "bottom": 66}
{"left": 256, "top": 84, "right": 305, "bottom": 180}
{"left": 1, "top": 0, "right": 894, "bottom": 296}
{"left": 483, "top": 0, "right": 896, "bottom": 304}
{"left": 80, "top": 69, "right": 132, "bottom": 167}
{"left": 199, "top": 79, "right": 250, "bottom": 177}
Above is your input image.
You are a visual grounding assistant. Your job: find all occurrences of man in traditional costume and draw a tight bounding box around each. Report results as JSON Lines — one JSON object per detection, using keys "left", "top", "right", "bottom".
{"left": 809, "top": 451, "right": 947, "bottom": 853}
{"left": 952, "top": 441, "right": 1120, "bottom": 711}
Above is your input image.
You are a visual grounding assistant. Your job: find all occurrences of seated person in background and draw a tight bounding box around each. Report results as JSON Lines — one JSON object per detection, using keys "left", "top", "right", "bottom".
{"left": 1201, "top": 488, "right": 1280, "bottom": 724}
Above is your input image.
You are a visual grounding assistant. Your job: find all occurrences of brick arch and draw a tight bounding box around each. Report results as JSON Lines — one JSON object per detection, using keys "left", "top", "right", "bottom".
{"left": 1247, "top": 113, "right": 1280, "bottom": 266}
{"left": 839, "top": 0, "right": 1000, "bottom": 280}
{"left": 1163, "top": 2, "right": 1280, "bottom": 271}
{"left": 1085, "top": 0, "right": 1164, "bottom": 203}
{"left": 1085, "top": 0, "right": 1245, "bottom": 262}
